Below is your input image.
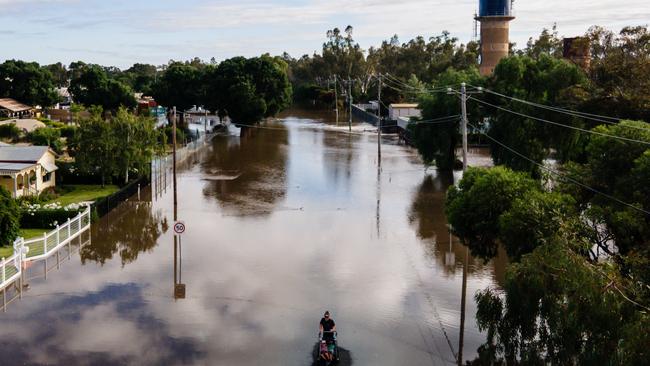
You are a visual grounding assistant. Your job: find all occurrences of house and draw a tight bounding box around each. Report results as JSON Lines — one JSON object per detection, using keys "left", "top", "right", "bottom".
{"left": 54, "top": 87, "right": 72, "bottom": 109}
{"left": 0, "top": 119, "right": 46, "bottom": 133}
{"left": 184, "top": 106, "right": 220, "bottom": 133}
{"left": 0, "top": 146, "right": 57, "bottom": 198}
{"left": 0, "top": 98, "right": 34, "bottom": 118}
{"left": 389, "top": 103, "right": 421, "bottom": 121}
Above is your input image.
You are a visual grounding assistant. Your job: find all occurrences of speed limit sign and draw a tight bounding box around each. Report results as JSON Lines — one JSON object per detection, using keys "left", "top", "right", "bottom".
{"left": 173, "top": 221, "right": 186, "bottom": 235}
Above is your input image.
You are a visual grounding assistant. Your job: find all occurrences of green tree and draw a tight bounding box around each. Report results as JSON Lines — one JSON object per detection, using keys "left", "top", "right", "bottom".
{"left": 26, "top": 127, "right": 62, "bottom": 154}
{"left": 0, "top": 186, "right": 21, "bottom": 248}
{"left": 584, "top": 26, "right": 650, "bottom": 121}
{"left": 0, "top": 60, "right": 59, "bottom": 107}
{"left": 151, "top": 62, "right": 201, "bottom": 124}
{"left": 123, "top": 63, "right": 158, "bottom": 94}
{"left": 445, "top": 166, "right": 539, "bottom": 260}
{"left": 111, "top": 107, "right": 161, "bottom": 183}
{"left": 499, "top": 190, "right": 577, "bottom": 261}
{"left": 474, "top": 234, "right": 650, "bottom": 365}
{"left": 244, "top": 55, "right": 292, "bottom": 116}
{"left": 522, "top": 24, "right": 564, "bottom": 59}
{"left": 69, "top": 64, "right": 136, "bottom": 112}
{"left": 413, "top": 67, "right": 484, "bottom": 170}
{"left": 486, "top": 54, "right": 589, "bottom": 175}
{"left": 71, "top": 110, "right": 117, "bottom": 187}
{"left": 44, "top": 62, "right": 68, "bottom": 88}
{"left": 563, "top": 120, "right": 650, "bottom": 254}
{"left": 203, "top": 56, "right": 292, "bottom": 124}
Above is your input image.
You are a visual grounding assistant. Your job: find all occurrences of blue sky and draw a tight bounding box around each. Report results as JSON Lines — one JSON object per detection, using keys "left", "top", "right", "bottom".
{"left": 1, "top": 0, "right": 648, "bottom": 68}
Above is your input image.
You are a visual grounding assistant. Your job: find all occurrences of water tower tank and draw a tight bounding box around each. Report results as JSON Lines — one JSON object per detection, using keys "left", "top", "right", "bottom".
{"left": 479, "top": 0, "right": 512, "bottom": 17}
{"left": 476, "top": 0, "right": 515, "bottom": 75}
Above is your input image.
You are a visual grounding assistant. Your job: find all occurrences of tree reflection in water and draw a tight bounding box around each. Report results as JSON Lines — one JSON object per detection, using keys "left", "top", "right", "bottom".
{"left": 407, "top": 172, "right": 508, "bottom": 283}
{"left": 202, "top": 125, "right": 289, "bottom": 216}
{"left": 81, "top": 195, "right": 167, "bottom": 266}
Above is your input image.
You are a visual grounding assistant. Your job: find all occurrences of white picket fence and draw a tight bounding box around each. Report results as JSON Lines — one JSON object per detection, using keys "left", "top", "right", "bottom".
{"left": 0, "top": 205, "right": 91, "bottom": 294}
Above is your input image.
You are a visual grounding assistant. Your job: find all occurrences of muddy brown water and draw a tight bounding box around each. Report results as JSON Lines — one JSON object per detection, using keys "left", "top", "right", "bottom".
{"left": 0, "top": 108, "right": 506, "bottom": 365}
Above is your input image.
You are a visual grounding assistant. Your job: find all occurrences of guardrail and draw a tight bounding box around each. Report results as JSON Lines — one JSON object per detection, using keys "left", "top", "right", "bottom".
{"left": 19, "top": 205, "right": 91, "bottom": 262}
{"left": 0, "top": 205, "right": 91, "bottom": 308}
{"left": 0, "top": 243, "right": 23, "bottom": 293}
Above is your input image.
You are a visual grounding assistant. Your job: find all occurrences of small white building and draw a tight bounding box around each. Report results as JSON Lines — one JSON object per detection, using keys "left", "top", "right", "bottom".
{"left": 0, "top": 146, "right": 57, "bottom": 198}
{"left": 389, "top": 103, "right": 421, "bottom": 121}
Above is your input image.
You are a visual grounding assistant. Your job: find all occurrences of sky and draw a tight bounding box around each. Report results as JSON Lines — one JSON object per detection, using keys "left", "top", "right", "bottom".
{"left": 1, "top": 0, "right": 649, "bottom": 68}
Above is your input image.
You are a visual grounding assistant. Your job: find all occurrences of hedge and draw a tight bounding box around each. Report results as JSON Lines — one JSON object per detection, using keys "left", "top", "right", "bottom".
{"left": 20, "top": 209, "right": 83, "bottom": 229}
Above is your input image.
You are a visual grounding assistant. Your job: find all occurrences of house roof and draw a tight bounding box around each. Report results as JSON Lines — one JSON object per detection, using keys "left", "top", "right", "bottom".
{"left": 41, "top": 160, "right": 58, "bottom": 173}
{"left": 0, "top": 98, "right": 33, "bottom": 112}
{"left": 390, "top": 103, "right": 419, "bottom": 108}
{"left": 0, "top": 146, "right": 51, "bottom": 163}
{"left": 0, "top": 162, "right": 37, "bottom": 173}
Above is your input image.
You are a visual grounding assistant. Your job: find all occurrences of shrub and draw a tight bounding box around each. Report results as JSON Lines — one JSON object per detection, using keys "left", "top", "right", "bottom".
{"left": 0, "top": 187, "right": 21, "bottom": 246}
{"left": 27, "top": 127, "right": 62, "bottom": 153}
{"left": 0, "top": 123, "right": 20, "bottom": 140}
{"left": 20, "top": 202, "right": 85, "bottom": 229}
{"left": 60, "top": 125, "right": 77, "bottom": 139}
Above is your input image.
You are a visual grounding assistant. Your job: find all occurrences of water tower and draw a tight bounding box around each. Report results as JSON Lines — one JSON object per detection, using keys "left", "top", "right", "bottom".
{"left": 476, "top": 0, "right": 515, "bottom": 75}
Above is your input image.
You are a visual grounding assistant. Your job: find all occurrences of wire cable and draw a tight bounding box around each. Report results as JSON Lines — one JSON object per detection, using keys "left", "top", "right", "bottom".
{"left": 383, "top": 73, "right": 451, "bottom": 93}
{"left": 382, "top": 73, "right": 450, "bottom": 94}
{"left": 466, "top": 121, "right": 650, "bottom": 216}
{"left": 468, "top": 96, "right": 650, "bottom": 146}
{"left": 468, "top": 86, "right": 650, "bottom": 133}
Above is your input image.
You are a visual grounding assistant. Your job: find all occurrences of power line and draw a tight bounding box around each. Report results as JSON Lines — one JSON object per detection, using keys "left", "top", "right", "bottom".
{"left": 382, "top": 73, "right": 450, "bottom": 94}
{"left": 468, "top": 96, "right": 650, "bottom": 146}
{"left": 470, "top": 86, "right": 650, "bottom": 132}
{"left": 466, "top": 121, "right": 650, "bottom": 216}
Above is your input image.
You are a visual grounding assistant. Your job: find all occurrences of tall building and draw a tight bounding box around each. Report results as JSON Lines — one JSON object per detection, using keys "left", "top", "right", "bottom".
{"left": 563, "top": 37, "right": 591, "bottom": 71}
{"left": 476, "top": 0, "right": 515, "bottom": 76}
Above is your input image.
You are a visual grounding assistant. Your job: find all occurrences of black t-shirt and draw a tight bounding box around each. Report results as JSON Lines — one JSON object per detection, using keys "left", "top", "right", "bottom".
{"left": 320, "top": 317, "right": 335, "bottom": 331}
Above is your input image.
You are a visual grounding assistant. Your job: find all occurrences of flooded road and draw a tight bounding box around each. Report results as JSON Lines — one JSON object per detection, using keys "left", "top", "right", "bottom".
{"left": 0, "top": 109, "right": 505, "bottom": 365}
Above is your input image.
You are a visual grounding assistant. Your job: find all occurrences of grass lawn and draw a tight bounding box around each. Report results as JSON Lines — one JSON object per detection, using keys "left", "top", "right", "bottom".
{"left": 0, "top": 229, "right": 50, "bottom": 259}
{"left": 47, "top": 185, "right": 119, "bottom": 206}
{"left": 0, "top": 246, "right": 13, "bottom": 259}
{"left": 20, "top": 228, "right": 49, "bottom": 239}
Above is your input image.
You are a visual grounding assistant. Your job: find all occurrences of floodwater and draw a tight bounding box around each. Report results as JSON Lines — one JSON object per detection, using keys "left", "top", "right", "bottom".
{"left": 0, "top": 108, "right": 506, "bottom": 366}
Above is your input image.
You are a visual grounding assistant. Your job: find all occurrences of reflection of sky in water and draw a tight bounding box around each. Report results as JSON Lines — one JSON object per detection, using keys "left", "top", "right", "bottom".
{"left": 0, "top": 109, "right": 503, "bottom": 365}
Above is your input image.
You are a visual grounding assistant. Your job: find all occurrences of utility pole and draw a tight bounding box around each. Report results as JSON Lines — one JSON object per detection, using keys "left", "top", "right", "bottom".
{"left": 448, "top": 83, "right": 481, "bottom": 173}
{"left": 334, "top": 75, "right": 339, "bottom": 125}
{"left": 348, "top": 77, "right": 352, "bottom": 132}
{"left": 377, "top": 73, "right": 382, "bottom": 163}
{"left": 460, "top": 83, "right": 468, "bottom": 172}
{"left": 447, "top": 82, "right": 481, "bottom": 366}
{"left": 172, "top": 106, "right": 177, "bottom": 215}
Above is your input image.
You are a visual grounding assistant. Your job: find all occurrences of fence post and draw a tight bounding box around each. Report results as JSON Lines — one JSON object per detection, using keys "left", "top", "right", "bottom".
{"left": 56, "top": 225, "right": 60, "bottom": 247}
{"left": 67, "top": 217, "right": 71, "bottom": 239}
{"left": 2, "top": 257, "right": 5, "bottom": 284}
{"left": 18, "top": 244, "right": 22, "bottom": 299}
{"left": 43, "top": 232, "right": 48, "bottom": 253}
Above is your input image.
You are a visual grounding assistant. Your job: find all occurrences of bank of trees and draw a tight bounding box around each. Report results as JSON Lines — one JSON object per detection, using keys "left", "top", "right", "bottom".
{"left": 437, "top": 25, "right": 650, "bottom": 364}
{"left": 1, "top": 54, "right": 292, "bottom": 125}
{"left": 153, "top": 55, "right": 292, "bottom": 125}
{"left": 283, "top": 26, "right": 479, "bottom": 107}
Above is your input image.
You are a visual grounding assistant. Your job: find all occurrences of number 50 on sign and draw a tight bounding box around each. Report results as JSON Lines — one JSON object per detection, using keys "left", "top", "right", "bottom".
{"left": 174, "top": 221, "right": 186, "bottom": 235}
